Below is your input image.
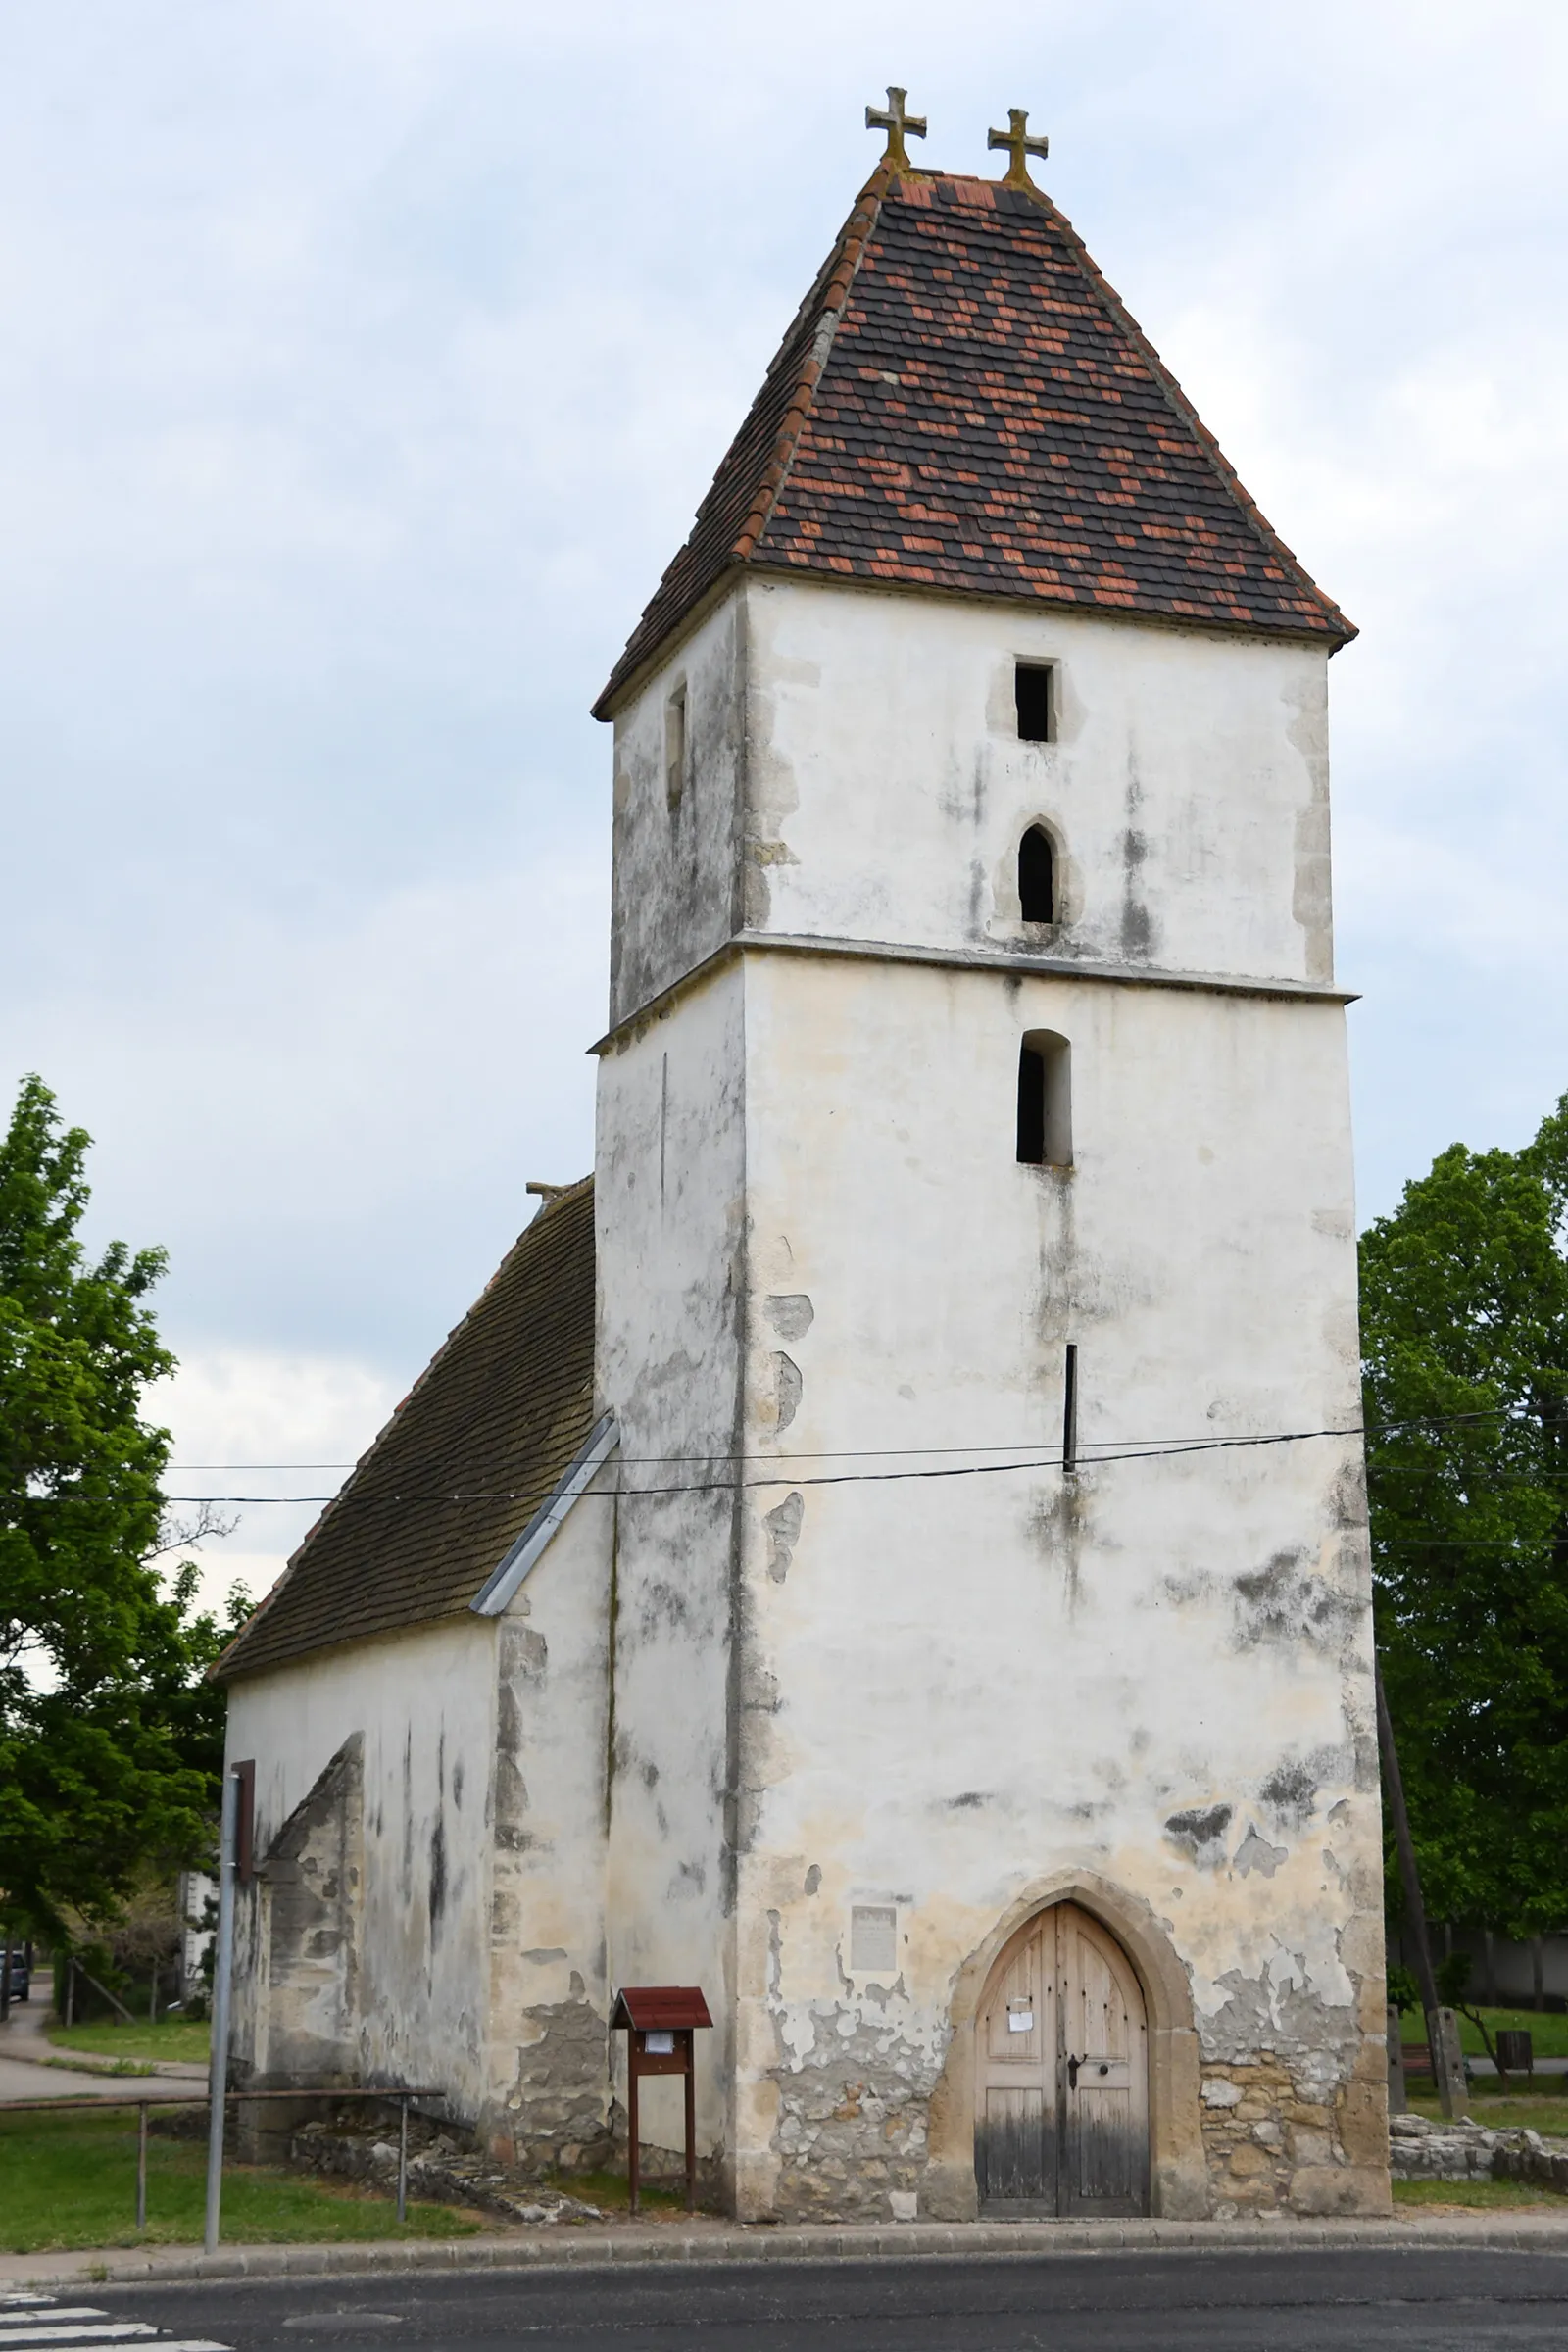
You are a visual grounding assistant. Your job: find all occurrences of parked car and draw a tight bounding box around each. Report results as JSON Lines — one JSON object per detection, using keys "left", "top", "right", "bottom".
{"left": 4, "top": 1949, "right": 29, "bottom": 2004}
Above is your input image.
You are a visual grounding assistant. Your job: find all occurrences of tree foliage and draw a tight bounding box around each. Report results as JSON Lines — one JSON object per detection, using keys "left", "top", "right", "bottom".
{"left": 0, "top": 1075, "right": 248, "bottom": 1937}
{"left": 1361, "top": 1093, "right": 1568, "bottom": 1937}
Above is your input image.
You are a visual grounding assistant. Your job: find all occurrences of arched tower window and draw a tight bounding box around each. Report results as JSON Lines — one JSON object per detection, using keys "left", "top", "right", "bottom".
{"left": 1016, "top": 1030, "right": 1072, "bottom": 1168}
{"left": 1018, "top": 826, "right": 1055, "bottom": 924}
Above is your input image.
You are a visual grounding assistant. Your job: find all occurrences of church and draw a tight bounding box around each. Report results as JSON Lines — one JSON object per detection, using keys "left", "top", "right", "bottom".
{"left": 219, "top": 96, "right": 1391, "bottom": 2224}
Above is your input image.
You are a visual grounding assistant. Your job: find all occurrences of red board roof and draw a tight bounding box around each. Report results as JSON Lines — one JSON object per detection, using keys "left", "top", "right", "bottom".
{"left": 611, "top": 1985, "right": 713, "bottom": 2031}
{"left": 595, "top": 160, "right": 1352, "bottom": 715}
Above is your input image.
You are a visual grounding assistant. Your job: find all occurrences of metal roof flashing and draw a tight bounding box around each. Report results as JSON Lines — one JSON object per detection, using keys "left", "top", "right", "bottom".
{"left": 469, "top": 1412, "right": 618, "bottom": 1617}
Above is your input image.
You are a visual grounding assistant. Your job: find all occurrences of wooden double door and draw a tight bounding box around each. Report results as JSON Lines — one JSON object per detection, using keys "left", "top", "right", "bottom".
{"left": 975, "top": 1901, "right": 1150, "bottom": 2216}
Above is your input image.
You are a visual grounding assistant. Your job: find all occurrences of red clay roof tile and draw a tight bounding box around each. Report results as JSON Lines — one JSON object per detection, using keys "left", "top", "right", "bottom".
{"left": 594, "top": 165, "right": 1350, "bottom": 713}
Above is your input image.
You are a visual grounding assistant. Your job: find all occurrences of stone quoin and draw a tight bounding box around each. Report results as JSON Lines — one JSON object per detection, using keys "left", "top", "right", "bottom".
{"left": 218, "top": 95, "right": 1389, "bottom": 2224}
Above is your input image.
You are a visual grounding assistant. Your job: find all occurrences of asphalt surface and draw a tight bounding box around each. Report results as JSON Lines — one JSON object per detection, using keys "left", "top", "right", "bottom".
{"left": 50, "top": 2246, "right": 1568, "bottom": 2349}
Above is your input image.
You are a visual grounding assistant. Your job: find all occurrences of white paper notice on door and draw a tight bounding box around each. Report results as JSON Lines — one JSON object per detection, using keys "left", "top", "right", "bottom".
{"left": 1007, "top": 2000, "right": 1034, "bottom": 2034}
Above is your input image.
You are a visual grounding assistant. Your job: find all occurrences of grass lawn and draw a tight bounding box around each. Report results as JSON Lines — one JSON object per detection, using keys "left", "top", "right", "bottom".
{"left": 1401, "top": 2007, "right": 1568, "bottom": 2062}
{"left": 1393, "top": 2177, "right": 1567, "bottom": 2210}
{"left": 1459, "top": 2007, "right": 1568, "bottom": 2060}
{"left": 0, "top": 2107, "right": 481, "bottom": 2254}
{"left": 45, "top": 2018, "right": 210, "bottom": 2067}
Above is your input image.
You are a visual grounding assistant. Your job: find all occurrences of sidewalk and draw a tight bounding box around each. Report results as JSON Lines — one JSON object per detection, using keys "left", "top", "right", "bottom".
{"left": 0, "top": 2006, "right": 204, "bottom": 2104}
{"left": 5, "top": 2208, "right": 1568, "bottom": 2293}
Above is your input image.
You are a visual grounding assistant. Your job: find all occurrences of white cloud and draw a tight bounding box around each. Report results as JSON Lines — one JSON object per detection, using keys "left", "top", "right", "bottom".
{"left": 150, "top": 1346, "right": 403, "bottom": 1614}
{"left": 1, "top": 0, "right": 1565, "bottom": 1412}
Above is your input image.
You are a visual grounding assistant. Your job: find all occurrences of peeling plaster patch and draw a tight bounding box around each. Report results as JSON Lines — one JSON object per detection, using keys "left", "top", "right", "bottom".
{"left": 523, "top": 1948, "right": 567, "bottom": 1964}
{"left": 1164, "top": 1802, "right": 1233, "bottom": 1867}
{"left": 767, "top": 2002, "right": 942, "bottom": 2223}
{"left": 805, "top": 1865, "right": 822, "bottom": 1895}
{"left": 765, "top": 1294, "right": 814, "bottom": 1342}
{"left": 764, "top": 1491, "right": 805, "bottom": 1582}
{"left": 506, "top": 1997, "right": 612, "bottom": 2164}
{"left": 1233, "top": 1553, "right": 1357, "bottom": 1656}
{"left": 1201, "top": 1955, "right": 1358, "bottom": 2072}
{"left": 1234, "top": 1825, "right": 1289, "bottom": 1878}
{"left": 774, "top": 1353, "right": 803, "bottom": 1432}
{"left": 947, "top": 1791, "right": 988, "bottom": 1810}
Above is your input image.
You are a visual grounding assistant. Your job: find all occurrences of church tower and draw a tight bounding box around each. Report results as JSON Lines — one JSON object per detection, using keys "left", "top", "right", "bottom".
{"left": 592, "top": 101, "right": 1387, "bottom": 2223}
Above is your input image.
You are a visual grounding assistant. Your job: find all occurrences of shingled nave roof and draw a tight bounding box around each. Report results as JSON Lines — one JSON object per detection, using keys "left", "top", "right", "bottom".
{"left": 218, "top": 1177, "right": 597, "bottom": 1681}
{"left": 595, "top": 160, "right": 1351, "bottom": 714}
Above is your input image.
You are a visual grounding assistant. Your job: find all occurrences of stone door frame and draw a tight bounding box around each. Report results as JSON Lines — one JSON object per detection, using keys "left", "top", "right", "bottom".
{"left": 924, "top": 1868, "right": 1208, "bottom": 2221}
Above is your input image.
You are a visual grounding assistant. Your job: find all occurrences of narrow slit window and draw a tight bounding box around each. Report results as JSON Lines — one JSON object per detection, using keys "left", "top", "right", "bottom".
{"left": 1062, "top": 1344, "right": 1079, "bottom": 1476}
{"left": 1018, "top": 825, "right": 1055, "bottom": 923}
{"left": 1015, "top": 1030, "right": 1072, "bottom": 1168}
{"left": 665, "top": 683, "right": 687, "bottom": 810}
{"left": 1015, "top": 663, "right": 1054, "bottom": 743}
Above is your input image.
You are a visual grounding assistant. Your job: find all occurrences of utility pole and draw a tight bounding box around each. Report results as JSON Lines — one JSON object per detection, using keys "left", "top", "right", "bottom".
{"left": 1375, "top": 1659, "right": 1468, "bottom": 2118}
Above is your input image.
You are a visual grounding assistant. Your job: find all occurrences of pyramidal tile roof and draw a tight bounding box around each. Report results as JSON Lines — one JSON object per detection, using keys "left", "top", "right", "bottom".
{"left": 595, "top": 160, "right": 1351, "bottom": 714}
{"left": 218, "top": 1178, "right": 597, "bottom": 1680}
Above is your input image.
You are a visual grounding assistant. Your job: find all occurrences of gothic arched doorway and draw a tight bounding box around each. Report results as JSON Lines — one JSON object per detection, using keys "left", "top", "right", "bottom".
{"left": 974, "top": 1899, "right": 1150, "bottom": 2216}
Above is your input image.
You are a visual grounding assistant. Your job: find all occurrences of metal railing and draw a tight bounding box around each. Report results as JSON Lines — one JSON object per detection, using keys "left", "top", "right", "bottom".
{"left": 0, "top": 2083, "right": 443, "bottom": 2238}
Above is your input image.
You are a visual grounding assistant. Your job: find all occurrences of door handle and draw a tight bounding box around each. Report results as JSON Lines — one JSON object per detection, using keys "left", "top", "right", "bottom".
{"left": 1067, "top": 2054, "right": 1079, "bottom": 2090}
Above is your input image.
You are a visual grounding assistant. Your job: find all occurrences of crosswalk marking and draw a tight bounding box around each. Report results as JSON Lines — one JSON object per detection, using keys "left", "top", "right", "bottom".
{"left": 0, "top": 2329, "right": 161, "bottom": 2344}
{"left": 0, "top": 2320, "right": 114, "bottom": 2331}
{"left": 0, "top": 2302, "right": 229, "bottom": 2352}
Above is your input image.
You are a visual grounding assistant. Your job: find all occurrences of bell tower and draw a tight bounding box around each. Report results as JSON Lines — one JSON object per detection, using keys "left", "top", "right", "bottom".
{"left": 592, "top": 104, "right": 1386, "bottom": 2226}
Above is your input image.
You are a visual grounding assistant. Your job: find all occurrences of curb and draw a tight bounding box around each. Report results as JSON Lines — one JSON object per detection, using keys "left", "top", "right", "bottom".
{"left": 8, "top": 2212, "right": 1568, "bottom": 2291}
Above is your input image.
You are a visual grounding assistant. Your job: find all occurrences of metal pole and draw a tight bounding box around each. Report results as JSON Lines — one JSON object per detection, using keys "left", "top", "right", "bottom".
{"left": 1, "top": 1941, "right": 11, "bottom": 2026}
{"left": 627, "top": 2053, "right": 640, "bottom": 2217}
{"left": 136, "top": 2103, "right": 148, "bottom": 2231}
{"left": 204, "top": 1768, "right": 240, "bottom": 2255}
{"left": 397, "top": 2096, "right": 409, "bottom": 2225}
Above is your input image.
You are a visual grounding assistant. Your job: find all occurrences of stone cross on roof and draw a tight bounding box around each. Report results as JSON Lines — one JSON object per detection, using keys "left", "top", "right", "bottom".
{"left": 988, "top": 106, "right": 1049, "bottom": 190}
{"left": 865, "top": 86, "right": 926, "bottom": 172}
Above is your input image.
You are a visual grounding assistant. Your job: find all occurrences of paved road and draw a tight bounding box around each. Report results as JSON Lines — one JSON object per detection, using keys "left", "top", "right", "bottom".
{"left": 74, "top": 2248, "right": 1568, "bottom": 2350}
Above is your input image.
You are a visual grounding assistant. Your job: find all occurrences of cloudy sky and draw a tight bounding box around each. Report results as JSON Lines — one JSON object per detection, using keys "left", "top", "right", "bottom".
{"left": 2, "top": 1, "right": 1565, "bottom": 1605}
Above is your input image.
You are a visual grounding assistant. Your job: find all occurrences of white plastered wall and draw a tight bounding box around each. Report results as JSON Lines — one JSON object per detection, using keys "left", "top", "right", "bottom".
{"left": 739, "top": 576, "right": 1334, "bottom": 988}
{"left": 731, "top": 949, "right": 1382, "bottom": 2218}
{"left": 595, "top": 960, "right": 747, "bottom": 2174}
{"left": 224, "top": 1470, "right": 615, "bottom": 2154}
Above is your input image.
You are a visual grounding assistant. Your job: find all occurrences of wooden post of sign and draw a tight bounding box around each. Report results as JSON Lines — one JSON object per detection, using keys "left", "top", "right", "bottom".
{"left": 611, "top": 1986, "right": 713, "bottom": 2222}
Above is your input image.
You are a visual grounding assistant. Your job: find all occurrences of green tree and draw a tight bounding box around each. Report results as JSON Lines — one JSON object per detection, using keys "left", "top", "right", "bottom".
{"left": 0, "top": 1074, "right": 246, "bottom": 1937}
{"left": 1361, "top": 1093, "right": 1568, "bottom": 1938}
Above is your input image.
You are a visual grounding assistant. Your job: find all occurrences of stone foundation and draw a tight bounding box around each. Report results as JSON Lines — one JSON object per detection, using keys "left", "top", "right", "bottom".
{"left": 1200, "top": 2057, "right": 1390, "bottom": 2217}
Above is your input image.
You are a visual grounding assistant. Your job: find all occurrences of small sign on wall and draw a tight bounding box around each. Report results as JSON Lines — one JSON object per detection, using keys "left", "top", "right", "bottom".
{"left": 1007, "top": 1999, "right": 1035, "bottom": 2034}
{"left": 851, "top": 1905, "right": 898, "bottom": 1973}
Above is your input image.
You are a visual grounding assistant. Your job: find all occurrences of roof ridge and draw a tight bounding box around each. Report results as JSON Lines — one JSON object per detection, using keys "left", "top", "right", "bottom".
{"left": 732, "top": 162, "right": 893, "bottom": 563}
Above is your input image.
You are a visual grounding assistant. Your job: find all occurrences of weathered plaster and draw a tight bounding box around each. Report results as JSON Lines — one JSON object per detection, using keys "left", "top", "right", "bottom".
{"left": 226, "top": 1470, "right": 616, "bottom": 2165}
{"left": 595, "top": 573, "right": 1382, "bottom": 2222}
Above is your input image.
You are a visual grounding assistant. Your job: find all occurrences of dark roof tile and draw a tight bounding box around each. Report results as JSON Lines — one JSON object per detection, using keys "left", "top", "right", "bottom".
{"left": 218, "top": 1179, "right": 597, "bottom": 1681}
{"left": 594, "top": 166, "right": 1350, "bottom": 713}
